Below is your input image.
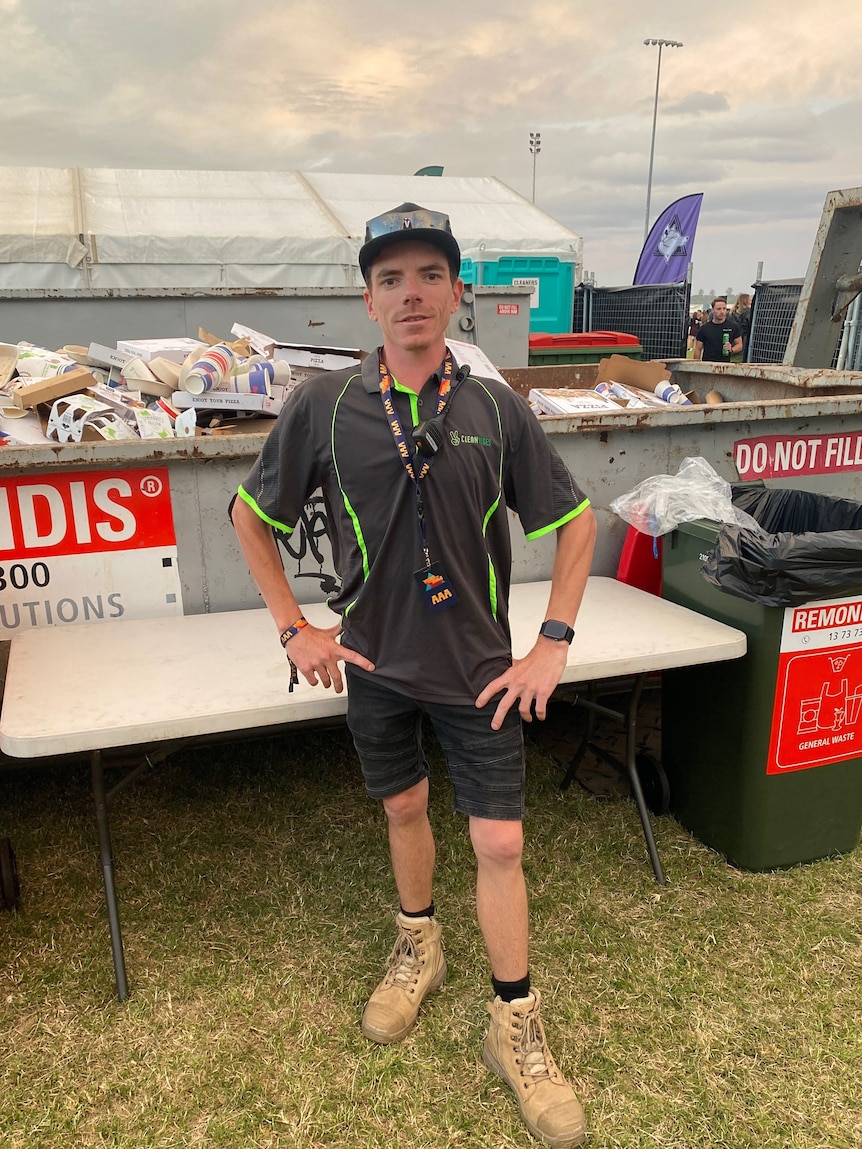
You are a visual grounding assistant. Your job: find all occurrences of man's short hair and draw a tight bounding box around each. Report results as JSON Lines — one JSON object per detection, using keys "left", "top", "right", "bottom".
{"left": 712, "top": 297, "right": 727, "bottom": 306}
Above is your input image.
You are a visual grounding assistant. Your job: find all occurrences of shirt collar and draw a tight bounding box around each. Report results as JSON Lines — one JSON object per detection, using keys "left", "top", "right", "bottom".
{"left": 360, "top": 347, "right": 464, "bottom": 394}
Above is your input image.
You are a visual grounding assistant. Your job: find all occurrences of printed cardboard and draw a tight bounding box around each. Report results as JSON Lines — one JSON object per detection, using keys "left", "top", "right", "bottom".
{"left": 170, "top": 390, "right": 283, "bottom": 416}
{"left": 87, "top": 342, "right": 134, "bottom": 369}
{"left": 272, "top": 342, "right": 363, "bottom": 376}
{"left": 116, "top": 337, "right": 206, "bottom": 364}
{"left": 86, "top": 383, "right": 147, "bottom": 416}
{"left": 230, "top": 322, "right": 277, "bottom": 357}
{"left": 529, "top": 388, "right": 620, "bottom": 415}
{"left": 44, "top": 394, "right": 114, "bottom": 443}
{"left": 134, "top": 407, "right": 174, "bottom": 440}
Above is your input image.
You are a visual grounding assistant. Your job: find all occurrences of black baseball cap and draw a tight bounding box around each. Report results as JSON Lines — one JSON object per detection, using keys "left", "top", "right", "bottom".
{"left": 359, "top": 202, "right": 461, "bottom": 283}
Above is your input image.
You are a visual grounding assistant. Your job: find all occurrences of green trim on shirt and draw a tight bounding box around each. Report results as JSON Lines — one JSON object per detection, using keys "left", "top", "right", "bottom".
{"left": 524, "top": 498, "right": 592, "bottom": 541}
{"left": 392, "top": 377, "right": 421, "bottom": 427}
{"left": 236, "top": 485, "right": 294, "bottom": 534}
{"left": 331, "top": 374, "right": 371, "bottom": 583}
{"left": 473, "top": 376, "right": 506, "bottom": 620}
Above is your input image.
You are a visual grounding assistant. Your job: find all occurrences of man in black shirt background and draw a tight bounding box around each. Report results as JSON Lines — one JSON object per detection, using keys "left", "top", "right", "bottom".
{"left": 695, "top": 297, "right": 743, "bottom": 361}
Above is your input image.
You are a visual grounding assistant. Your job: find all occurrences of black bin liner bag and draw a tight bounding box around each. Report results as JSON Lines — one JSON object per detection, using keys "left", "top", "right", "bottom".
{"left": 699, "top": 486, "right": 862, "bottom": 607}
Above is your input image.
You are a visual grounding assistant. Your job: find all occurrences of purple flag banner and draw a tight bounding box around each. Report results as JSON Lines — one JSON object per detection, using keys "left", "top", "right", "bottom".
{"left": 634, "top": 193, "right": 703, "bottom": 285}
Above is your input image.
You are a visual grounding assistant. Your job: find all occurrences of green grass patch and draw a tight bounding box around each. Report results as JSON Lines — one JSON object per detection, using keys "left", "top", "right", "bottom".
{"left": 1, "top": 726, "right": 860, "bottom": 1148}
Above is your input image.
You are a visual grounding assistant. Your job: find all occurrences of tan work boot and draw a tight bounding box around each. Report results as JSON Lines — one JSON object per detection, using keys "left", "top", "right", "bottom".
{"left": 483, "top": 990, "right": 586, "bottom": 1149}
{"left": 360, "top": 913, "right": 446, "bottom": 1044}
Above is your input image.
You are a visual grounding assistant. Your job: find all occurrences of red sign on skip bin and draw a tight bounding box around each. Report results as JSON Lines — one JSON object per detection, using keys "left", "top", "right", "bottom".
{"left": 735, "top": 432, "right": 862, "bottom": 481}
{"left": 0, "top": 468, "right": 183, "bottom": 632}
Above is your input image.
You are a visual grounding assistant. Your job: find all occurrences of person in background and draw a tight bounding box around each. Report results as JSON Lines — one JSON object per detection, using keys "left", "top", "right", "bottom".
{"left": 694, "top": 297, "right": 743, "bottom": 362}
{"left": 687, "top": 309, "right": 703, "bottom": 355}
{"left": 732, "top": 293, "right": 752, "bottom": 360}
{"left": 232, "top": 202, "right": 597, "bottom": 1148}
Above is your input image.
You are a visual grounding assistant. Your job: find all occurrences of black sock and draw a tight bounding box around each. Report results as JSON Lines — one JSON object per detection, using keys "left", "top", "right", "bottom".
{"left": 400, "top": 901, "right": 435, "bottom": 919}
{"left": 492, "top": 973, "right": 531, "bottom": 1002}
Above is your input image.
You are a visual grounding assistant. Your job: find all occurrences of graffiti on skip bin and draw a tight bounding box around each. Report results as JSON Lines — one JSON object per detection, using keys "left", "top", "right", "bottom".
{"left": 278, "top": 496, "right": 340, "bottom": 595}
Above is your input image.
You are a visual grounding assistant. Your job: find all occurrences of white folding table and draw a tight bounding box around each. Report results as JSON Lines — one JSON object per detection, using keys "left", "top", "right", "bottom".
{"left": 0, "top": 578, "right": 746, "bottom": 999}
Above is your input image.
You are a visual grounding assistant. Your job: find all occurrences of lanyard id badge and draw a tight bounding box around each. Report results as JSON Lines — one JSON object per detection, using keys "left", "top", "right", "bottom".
{"left": 413, "top": 560, "right": 458, "bottom": 612}
{"left": 379, "top": 352, "right": 460, "bottom": 612}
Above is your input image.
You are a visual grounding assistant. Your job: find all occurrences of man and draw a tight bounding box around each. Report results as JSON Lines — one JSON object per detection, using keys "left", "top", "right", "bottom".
{"left": 232, "top": 202, "right": 596, "bottom": 1148}
{"left": 695, "top": 297, "right": 743, "bottom": 362}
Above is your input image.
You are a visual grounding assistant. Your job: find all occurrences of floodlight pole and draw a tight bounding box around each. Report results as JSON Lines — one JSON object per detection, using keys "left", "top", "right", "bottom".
{"left": 643, "top": 38, "right": 683, "bottom": 241}
{"left": 529, "top": 131, "right": 542, "bottom": 204}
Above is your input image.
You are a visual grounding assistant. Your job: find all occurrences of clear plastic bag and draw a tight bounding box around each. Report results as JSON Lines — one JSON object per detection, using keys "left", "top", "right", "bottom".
{"left": 609, "top": 456, "right": 764, "bottom": 537}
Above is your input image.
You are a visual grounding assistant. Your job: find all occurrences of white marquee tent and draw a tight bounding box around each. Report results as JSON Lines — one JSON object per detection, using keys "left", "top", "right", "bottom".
{"left": 0, "top": 168, "right": 582, "bottom": 292}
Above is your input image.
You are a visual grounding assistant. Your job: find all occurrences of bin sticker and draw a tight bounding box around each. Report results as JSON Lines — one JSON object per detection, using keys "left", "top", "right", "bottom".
{"left": 497, "top": 303, "right": 521, "bottom": 316}
{"left": 512, "top": 277, "right": 540, "bottom": 309}
{"left": 767, "top": 594, "right": 862, "bottom": 773}
{"left": 735, "top": 432, "right": 862, "bottom": 480}
{"left": 0, "top": 467, "right": 183, "bottom": 633}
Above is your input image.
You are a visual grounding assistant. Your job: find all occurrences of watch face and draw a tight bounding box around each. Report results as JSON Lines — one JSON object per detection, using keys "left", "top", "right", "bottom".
{"left": 541, "top": 619, "right": 573, "bottom": 642}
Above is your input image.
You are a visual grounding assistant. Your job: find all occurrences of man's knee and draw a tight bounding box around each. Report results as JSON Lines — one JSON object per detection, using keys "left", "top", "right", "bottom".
{"left": 382, "top": 779, "right": 429, "bottom": 825}
{"left": 470, "top": 817, "right": 524, "bottom": 866}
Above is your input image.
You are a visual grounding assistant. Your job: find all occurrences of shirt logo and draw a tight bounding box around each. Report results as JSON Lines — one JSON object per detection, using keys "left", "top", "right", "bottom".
{"left": 449, "top": 428, "right": 492, "bottom": 448}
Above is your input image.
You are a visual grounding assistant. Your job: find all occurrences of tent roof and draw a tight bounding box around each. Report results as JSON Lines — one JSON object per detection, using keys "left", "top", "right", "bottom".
{"left": 0, "top": 167, "right": 581, "bottom": 268}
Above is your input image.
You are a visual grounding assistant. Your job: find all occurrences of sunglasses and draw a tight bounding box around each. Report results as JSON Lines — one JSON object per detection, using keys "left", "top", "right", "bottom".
{"left": 364, "top": 207, "right": 453, "bottom": 242}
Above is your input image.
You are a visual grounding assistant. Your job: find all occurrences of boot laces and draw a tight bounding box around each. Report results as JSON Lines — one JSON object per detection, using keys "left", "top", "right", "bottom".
{"left": 518, "top": 1010, "right": 552, "bottom": 1082}
{"left": 383, "top": 929, "right": 422, "bottom": 989}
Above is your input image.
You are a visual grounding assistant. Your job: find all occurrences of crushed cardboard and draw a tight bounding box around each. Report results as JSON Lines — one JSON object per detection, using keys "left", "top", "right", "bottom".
{"left": 526, "top": 355, "right": 703, "bottom": 415}
{"left": 0, "top": 326, "right": 539, "bottom": 445}
{"left": 595, "top": 355, "right": 700, "bottom": 404}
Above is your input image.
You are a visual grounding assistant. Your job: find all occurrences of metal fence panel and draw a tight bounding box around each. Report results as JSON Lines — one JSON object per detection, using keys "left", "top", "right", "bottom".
{"left": 573, "top": 283, "right": 689, "bottom": 361}
{"left": 749, "top": 279, "right": 846, "bottom": 366}
{"left": 748, "top": 280, "right": 803, "bottom": 363}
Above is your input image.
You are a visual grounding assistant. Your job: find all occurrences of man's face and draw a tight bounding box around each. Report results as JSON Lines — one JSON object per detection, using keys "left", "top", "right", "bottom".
{"left": 712, "top": 300, "right": 728, "bottom": 321}
{"left": 363, "top": 240, "right": 464, "bottom": 355}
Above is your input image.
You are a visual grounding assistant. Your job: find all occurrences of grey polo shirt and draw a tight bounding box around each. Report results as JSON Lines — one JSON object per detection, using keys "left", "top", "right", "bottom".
{"left": 238, "top": 351, "right": 590, "bottom": 705}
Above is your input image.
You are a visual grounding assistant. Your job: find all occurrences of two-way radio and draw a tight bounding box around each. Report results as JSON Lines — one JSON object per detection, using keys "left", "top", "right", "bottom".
{"left": 411, "top": 364, "right": 471, "bottom": 458}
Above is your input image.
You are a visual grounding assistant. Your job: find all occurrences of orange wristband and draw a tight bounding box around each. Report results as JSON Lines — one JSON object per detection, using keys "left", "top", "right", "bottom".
{"left": 279, "top": 617, "right": 308, "bottom": 647}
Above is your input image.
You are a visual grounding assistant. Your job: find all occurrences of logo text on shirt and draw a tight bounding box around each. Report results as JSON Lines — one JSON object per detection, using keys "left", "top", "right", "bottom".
{"left": 449, "top": 429, "right": 492, "bottom": 447}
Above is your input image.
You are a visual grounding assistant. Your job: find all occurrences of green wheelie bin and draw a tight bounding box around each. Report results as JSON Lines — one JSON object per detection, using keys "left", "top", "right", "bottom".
{"left": 661, "top": 494, "right": 862, "bottom": 871}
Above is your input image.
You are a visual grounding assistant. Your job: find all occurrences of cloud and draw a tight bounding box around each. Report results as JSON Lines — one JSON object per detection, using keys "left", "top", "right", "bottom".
{"left": 664, "top": 91, "right": 730, "bottom": 115}
{"left": 0, "top": 0, "right": 860, "bottom": 291}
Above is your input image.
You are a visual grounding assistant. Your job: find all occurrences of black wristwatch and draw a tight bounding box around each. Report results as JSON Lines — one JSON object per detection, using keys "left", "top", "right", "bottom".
{"left": 539, "top": 619, "right": 575, "bottom": 644}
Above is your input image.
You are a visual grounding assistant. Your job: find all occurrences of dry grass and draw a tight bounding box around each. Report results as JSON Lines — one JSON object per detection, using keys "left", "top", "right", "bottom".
{"left": 1, "top": 722, "right": 861, "bottom": 1149}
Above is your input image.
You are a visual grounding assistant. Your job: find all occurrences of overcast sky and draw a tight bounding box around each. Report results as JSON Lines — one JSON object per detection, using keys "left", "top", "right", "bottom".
{"left": 2, "top": 0, "right": 860, "bottom": 294}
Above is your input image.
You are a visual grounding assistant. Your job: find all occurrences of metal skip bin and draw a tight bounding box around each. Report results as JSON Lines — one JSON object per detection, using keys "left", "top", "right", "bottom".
{"left": 5, "top": 371, "right": 862, "bottom": 641}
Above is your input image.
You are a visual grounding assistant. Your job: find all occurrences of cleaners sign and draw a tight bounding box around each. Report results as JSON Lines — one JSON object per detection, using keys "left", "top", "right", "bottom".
{"left": 735, "top": 431, "right": 862, "bottom": 480}
{"left": 0, "top": 467, "right": 183, "bottom": 633}
{"left": 767, "top": 594, "right": 862, "bottom": 773}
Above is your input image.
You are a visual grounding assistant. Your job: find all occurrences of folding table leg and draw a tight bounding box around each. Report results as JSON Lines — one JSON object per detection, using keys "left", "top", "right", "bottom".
{"left": 559, "top": 676, "right": 667, "bottom": 885}
{"left": 90, "top": 749, "right": 129, "bottom": 1001}
{"left": 621, "top": 675, "right": 666, "bottom": 886}
{"left": 560, "top": 702, "right": 598, "bottom": 791}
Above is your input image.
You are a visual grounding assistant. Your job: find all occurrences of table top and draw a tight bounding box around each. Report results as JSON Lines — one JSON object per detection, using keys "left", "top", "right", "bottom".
{"left": 0, "top": 577, "right": 745, "bottom": 759}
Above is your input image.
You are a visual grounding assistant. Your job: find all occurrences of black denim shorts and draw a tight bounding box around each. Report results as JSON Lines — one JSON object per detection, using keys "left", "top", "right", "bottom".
{"left": 345, "top": 669, "right": 525, "bottom": 821}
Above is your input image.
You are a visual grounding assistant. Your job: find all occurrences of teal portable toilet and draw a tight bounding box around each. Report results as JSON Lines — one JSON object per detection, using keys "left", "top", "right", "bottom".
{"left": 460, "top": 254, "right": 578, "bottom": 334}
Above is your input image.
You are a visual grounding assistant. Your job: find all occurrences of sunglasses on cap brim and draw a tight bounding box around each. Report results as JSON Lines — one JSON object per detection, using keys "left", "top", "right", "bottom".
{"left": 364, "top": 207, "right": 453, "bottom": 240}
